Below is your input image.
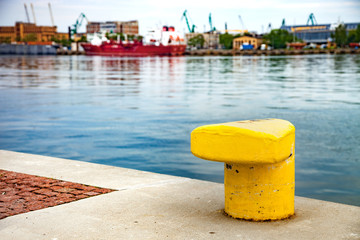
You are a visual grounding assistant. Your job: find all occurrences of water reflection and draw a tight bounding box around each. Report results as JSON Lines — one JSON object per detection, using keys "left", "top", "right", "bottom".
{"left": 0, "top": 54, "right": 359, "bottom": 206}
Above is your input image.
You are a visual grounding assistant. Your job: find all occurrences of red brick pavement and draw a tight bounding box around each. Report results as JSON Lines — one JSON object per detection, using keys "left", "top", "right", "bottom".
{"left": 0, "top": 169, "right": 116, "bottom": 219}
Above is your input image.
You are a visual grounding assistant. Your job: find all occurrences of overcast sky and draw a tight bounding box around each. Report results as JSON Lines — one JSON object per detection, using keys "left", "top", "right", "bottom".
{"left": 0, "top": 0, "right": 359, "bottom": 35}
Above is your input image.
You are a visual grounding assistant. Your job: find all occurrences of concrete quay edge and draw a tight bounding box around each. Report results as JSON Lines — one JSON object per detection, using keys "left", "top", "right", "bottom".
{"left": 0, "top": 150, "right": 359, "bottom": 240}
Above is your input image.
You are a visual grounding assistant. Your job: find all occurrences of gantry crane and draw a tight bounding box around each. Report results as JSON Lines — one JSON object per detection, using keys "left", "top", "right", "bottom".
{"left": 181, "top": 10, "right": 196, "bottom": 33}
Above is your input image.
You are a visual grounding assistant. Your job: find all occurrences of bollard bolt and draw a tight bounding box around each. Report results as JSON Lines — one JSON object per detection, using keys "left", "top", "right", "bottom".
{"left": 191, "top": 119, "right": 295, "bottom": 221}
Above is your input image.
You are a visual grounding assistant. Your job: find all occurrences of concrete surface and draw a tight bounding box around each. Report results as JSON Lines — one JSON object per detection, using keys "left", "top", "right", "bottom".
{"left": 0, "top": 150, "right": 359, "bottom": 240}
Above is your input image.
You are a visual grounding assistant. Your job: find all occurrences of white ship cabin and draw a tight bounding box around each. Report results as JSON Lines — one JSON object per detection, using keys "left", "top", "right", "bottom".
{"left": 144, "top": 26, "right": 185, "bottom": 46}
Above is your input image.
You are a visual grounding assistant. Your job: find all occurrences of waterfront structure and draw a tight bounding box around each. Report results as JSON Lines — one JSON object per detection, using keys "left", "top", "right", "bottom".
{"left": 86, "top": 21, "right": 138, "bottom": 35}
{"left": 185, "top": 32, "right": 220, "bottom": 49}
{"left": 233, "top": 36, "right": 262, "bottom": 49}
{"left": 280, "top": 22, "right": 360, "bottom": 44}
{"left": 0, "top": 22, "right": 68, "bottom": 43}
{"left": 1, "top": 150, "right": 360, "bottom": 239}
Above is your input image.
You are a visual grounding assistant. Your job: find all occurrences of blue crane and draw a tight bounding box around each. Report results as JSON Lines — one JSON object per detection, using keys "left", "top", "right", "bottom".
{"left": 70, "top": 13, "right": 88, "bottom": 37}
{"left": 307, "top": 13, "right": 317, "bottom": 25}
{"left": 181, "top": 10, "right": 196, "bottom": 33}
{"left": 209, "top": 13, "right": 216, "bottom": 32}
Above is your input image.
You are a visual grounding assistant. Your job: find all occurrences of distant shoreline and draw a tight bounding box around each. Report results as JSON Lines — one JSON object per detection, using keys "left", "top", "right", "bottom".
{"left": 185, "top": 48, "right": 360, "bottom": 56}
{"left": 55, "top": 48, "right": 360, "bottom": 56}
{"left": 0, "top": 46, "right": 358, "bottom": 56}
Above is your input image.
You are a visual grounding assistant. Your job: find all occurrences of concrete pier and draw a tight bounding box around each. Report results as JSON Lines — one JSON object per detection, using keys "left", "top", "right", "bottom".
{"left": 0, "top": 150, "right": 359, "bottom": 239}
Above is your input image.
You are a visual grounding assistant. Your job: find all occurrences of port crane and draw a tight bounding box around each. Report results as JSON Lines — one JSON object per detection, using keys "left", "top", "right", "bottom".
{"left": 209, "top": 13, "right": 216, "bottom": 32}
{"left": 24, "top": 4, "right": 30, "bottom": 23}
{"left": 48, "top": 3, "right": 55, "bottom": 27}
{"left": 307, "top": 13, "right": 317, "bottom": 25}
{"left": 30, "top": 3, "right": 37, "bottom": 25}
{"left": 181, "top": 10, "right": 196, "bottom": 33}
{"left": 69, "top": 13, "right": 89, "bottom": 39}
{"left": 238, "top": 15, "right": 246, "bottom": 30}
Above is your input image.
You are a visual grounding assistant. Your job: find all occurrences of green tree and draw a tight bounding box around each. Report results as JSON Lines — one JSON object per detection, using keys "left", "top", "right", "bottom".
{"left": 346, "top": 25, "right": 360, "bottom": 44}
{"left": 22, "top": 33, "right": 37, "bottom": 42}
{"left": 0, "top": 37, "right": 11, "bottom": 43}
{"left": 60, "top": 37, "right": 72, "bottom": 47}
{"left": 50, "top": 36, "right": 58, "bottom": 42}
{"left": 106, "top": 32, "right": 126, "bottom": 41}
{"left": 347, "top": 30, "right": 356, "bottom": 44}
{"left": 188, "top": 34, "right": 205, "bottom": 48}
{"left": 77, "top": 35, "right": 87, "bottom": 42}
{"left": 135, "top": 35, "right": 143, "bottom": 42}
{"left": 127, "top": 34, "right": 135, "bottom": 41}
{"left": 333, "top": 24, "right": 347, "bottom": 47}
{"left": 355, "top": 24, "right": 360, "bottom": 42}
{"left": 263, "top": 29, "right": 298, "bottom": 49}
{"left": 219, "top": 33, "right": 234, "bottom": 49}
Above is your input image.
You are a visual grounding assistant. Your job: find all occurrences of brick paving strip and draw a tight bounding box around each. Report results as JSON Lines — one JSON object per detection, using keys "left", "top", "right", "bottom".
{"left": 0, "top": 169, "right": 116, "bottom": 219}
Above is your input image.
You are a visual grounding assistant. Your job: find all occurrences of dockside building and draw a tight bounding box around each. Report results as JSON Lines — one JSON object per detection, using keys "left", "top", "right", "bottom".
{"left": 86, "top": 21, "right": 139, "bottom": 35}
{"left": 0, "top": 22, "right": 68, "bottom": 43}
{"left": 280, "top": 22, "right": 360, "bottom": 44}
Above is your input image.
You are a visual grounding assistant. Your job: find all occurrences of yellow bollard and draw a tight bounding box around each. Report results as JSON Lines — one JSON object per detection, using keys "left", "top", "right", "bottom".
{"left": 191, "top": 119, "right": 295, "bottom": 221}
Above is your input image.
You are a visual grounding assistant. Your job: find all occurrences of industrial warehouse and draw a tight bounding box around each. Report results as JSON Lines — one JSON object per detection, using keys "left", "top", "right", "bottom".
{"left": 280, "top": 14, "right": 360, "bottom": 44}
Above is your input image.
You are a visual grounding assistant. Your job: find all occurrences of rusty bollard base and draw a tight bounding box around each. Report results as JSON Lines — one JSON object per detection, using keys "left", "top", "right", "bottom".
{"left": 191, "top": 119, "right": 295, "bottom": 221}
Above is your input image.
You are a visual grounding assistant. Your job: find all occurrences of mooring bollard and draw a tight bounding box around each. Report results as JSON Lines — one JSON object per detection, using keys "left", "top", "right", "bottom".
{"left": 191, "top": 119, "right": 295, "bottom": 221}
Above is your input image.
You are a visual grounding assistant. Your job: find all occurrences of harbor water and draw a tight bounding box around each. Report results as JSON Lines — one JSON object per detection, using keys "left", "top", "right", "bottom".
{"left": 0, "top": 54, "right": 359, "bottom": 206}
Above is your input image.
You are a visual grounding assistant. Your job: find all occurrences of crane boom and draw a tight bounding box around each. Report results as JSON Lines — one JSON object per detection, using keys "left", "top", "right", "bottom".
{"left": 209, "top": 13, "right": 216, "bottom": 32}
{"left": 238, "top": 15, "right": 245, "bottom": 29}
{"left": 30, "top": 3, "right": 36, "bottom": 25}
{"left": 48, "top": 3, "right": 55, "bottom": 26}
{"left": 181, "top": 10, "right": 195, "bottom": 33}
{"left": 24, "top": 4, "right": 30, "bottom": 23}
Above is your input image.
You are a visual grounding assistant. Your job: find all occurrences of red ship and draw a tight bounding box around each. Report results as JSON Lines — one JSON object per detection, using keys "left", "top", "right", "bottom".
{"left": 81, "top": 41, "right": 186, "bottom": 56}
{"left": 81, "top": 26, "right": 186, "bottom": 57}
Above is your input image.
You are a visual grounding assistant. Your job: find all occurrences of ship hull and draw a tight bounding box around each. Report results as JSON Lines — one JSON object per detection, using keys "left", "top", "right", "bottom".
{"left": 81, "top": 43, "right": 186, "bottom": 57}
